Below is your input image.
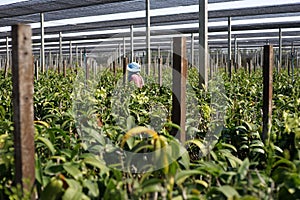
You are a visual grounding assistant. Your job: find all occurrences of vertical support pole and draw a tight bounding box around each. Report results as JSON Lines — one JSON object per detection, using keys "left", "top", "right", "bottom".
{"left": 113, "top": 60, "right": 116, "bottom": 76}
{"left": 158, "top": 45, "right": 161, "bottom": 58}
{"left": 262, "top": 45, "right": 273, "bottom": 143}
{"left": 171, "top": 37, "right": 187, "bottom": 143}
{"left": 278, "top": 28, "right": 282, "bottom": 73}
{"left": 56, "top": 53, "right": 59, "bottom": 69}
{"left": 199, "top": 0, "right": 208, "bottom": 88}
{"left": 146, "top": 0, "right": 151, "bottom": 75}
{"left": 69, "top": 41, "right": 72, "bottom": 68}
{"left": 48, "top": 50, "right": 52, "bottom": 71}
{"left": 190, "top": 33, "right": 195, "bottom": 67}
{"left": 79, "top": 49, "right": 83, "bottom": 68}
{"left": 84, "top": 48, "right": 88, "bottom": 80}
{"left": 234, "top": 36, "right": 237, "bottom": 72}
{"left": 11, "top": 24, "right": 35, "bottom": 198}
{"left": 59, "top": 32, "right": 62, "bottom": 74}
{"left": 158, "top": 56, "right": 162, "bottom": 86}
{"left": 123, "top": 37, "right": 126, "bottom": 58}
{"left": 130, "top": 25, "right": 134, "bottom": 62}
{"left": 118, "top": 43, "right": 121, "bottom": 66}
{"left": 227, "top": 16, "right": 232, "bottom": 78}
{"left": 75, "top": 45, "right": 78, "bottom": 67}
{"left": 216, "top": 50, "right": 219, "bottom": 71}
{"left": 123, "top": 57, "right": 128, "bottom": 84}
{"left": 63, "top": 60, "right": 67, "bottom": 77}
{"left": 291, "top": 42, "right": 295, "bottom": 82}
{"left": 40, "top": 13, "right": 45, "bottom": 73}
{"left": 35, "top": 60, "right": 39, "bottom": 80}
{"left": 5, "top": 36, "right": 9, "bottom": 77}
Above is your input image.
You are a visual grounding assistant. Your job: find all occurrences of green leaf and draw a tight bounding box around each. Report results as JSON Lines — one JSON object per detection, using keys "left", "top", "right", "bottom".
{"left": 37, "top": 136, "right": 56, "bottom": 155}
{"left": 62, "top": 188, "right": 83, "bottom": 200}
{"left": 250, "top": 148, "right": 265, "bottom": 154}
{"left": 175, "top": 170, "right": 203, "bottom": 185}
{"left": 63, "top": 163, "right": 82, "bottom": 180}
{"left": 217, "top": 185, "right": 240, "bottom": 199}
{"left": 238, "top": 158, "right": 250, "bottom": 180}
{"left": 82, "top": 154, "right": 109, "bottom": 174}
{"left": 140, "top": 184, "right": 163, "bottom": 195}
{"left": 40, "top": 178, "right": 63, "bottom": 200}
{"left": 83, "top": 180, "right": 99, "bottom": 198}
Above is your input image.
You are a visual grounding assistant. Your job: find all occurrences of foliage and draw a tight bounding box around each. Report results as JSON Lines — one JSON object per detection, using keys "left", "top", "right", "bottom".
{"left": 0, "top": 67, "right": 299, "bottom": 199}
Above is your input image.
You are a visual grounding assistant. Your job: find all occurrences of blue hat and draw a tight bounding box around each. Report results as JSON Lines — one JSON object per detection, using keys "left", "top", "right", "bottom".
{"left": 127, "top": 62, "right": 141, "bottom": 72}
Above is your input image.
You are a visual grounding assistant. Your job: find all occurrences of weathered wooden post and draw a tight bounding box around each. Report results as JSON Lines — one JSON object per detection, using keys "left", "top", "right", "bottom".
{"left": 113, "top": 60, "right": 116, "bottom": 77}
{"left": 84, "top": 48, "right": 89, "bottom": 81}
{"left": 171, "top": 37, "right": 187, "bottom": 143}
{"left": 291, "top": 42, "right": 295, "bottom": 82}
{"left": 130, "top": 25, "right": 134, "bottom": 63}
{"left": 4, "top": 36, "right": 9, "bottom": 77}
{"left": 11, "top": 24, "right": 35, "bottom": 198}
{"left": 158, "top": 56, "right": 162, "bottom": 87}
{"left": 123, "top": 57, "right": 128, "bottom": 84}
{"left": 80, "top": 49, "right": 83, "bottom": 68}
{"left": 69, "top": 41, "right": 72, "bottom": 69}
{"left": 227, "top": 16, "right": 232, "bottom": 78}
{"left": 199, "top": 0, "right": 208, "bottom": 88}
{"left": 278, "top": 28, "right": 282, "bottom": 73}
{"left": 48, "top": 50, "right": 52, "bottom": 71}
{"left": 59, "top": 32, "right": 62, "bottom": 74}
{"left": 35, "top": 59, "right": 39, "bottom": 80}
{"left": 40, "top": 13, "right": 45, "bottom": 73}
{"left": 234, "top": 36, "right": 237, "bottom": 72}
{"left": 63, "top": 60, "right": 67, "bottom": 77}
{"left": 146, "top": 0, "right": 151, "bottom": 75}
{"left": 262, "top": 45, "right": 273, "bottom": 143}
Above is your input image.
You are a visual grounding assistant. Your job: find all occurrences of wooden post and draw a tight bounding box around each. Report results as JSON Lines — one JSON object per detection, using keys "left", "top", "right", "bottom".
{"left": 11, "top": 24, "right": 35, "bottom": 198}
{"left": 130, "top": 25, "right": 134, "bottom": 63}
{"left": 146, "top": 0, "right": 151, "bottom": 75}
{"left": 84, "top": 48, "right": 89, "bottom": 81}
{"left": 113, "top": 60, "right": 116, "bottom": 76}
{"left": 4, "top": 36, "right": 9, "bottom": 77}
{"left": 123, "top": 57, "right": 128, "bottom": 85}
{"left": 278, "top": 28, "right": 282, "bottom": 73}
{"left": 227, "top": 16, "right": 232, "bottom": 79}
{"left": 262, "top": 45, "right": 273, "bottom": 143}
{"left": 80, "top": 49, "right": 83, "bottom": 68}
{"left": 35, "top": 60, "right": 39, "bottom": 80}
{"left": 69, "top": 41, "right": 73, "bottom": 69}
{"left": 291, "top": 42, "right": 295, "bottom": 82}
{"left": 63, "top": 60, "right": 67, "bottom": 77}
{"left": 40, "top": 13, "right": 45, "bottom": 73}
{"left": 199, "top": 0, "right": 208, "bottom": 88}
{"left": 59, "top": 32, "right": 62, "bottom": 74}
{"left": 153, "top": 56, "right": 157, "bottom": 77}
{"left": 171, "top": 37, "right": 187, "bottom": 143}
{"left": 158, "top": 56, "right": 162, "bottom": 86}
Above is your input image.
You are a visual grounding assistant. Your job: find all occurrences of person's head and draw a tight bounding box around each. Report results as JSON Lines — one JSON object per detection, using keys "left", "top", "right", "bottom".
{"left": 127, "top": 62, "right": 141, "bottom": 73}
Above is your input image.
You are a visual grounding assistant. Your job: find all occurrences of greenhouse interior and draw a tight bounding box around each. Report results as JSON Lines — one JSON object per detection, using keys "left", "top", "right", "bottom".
{"left": 0, "top": 0, "right": 299, "bottom": 199}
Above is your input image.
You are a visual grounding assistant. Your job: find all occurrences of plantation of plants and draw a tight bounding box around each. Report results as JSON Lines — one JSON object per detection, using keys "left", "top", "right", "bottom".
{"left": 0, "top": 66, "right": 299, "bottom": 200}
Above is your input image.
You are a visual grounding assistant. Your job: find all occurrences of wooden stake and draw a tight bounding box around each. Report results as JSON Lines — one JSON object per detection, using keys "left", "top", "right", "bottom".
{"left": 171, "top": 37, "right": 187, "bottom": 142}
{"left": 113, "top": 61, "right": 116, "bottom": 77}
{"left": 158, "top": 56, "right": 162, "bottom": 87}
{"left": 63, "top": 60, "right": 67, "bottom": 77}
{"left": 262, "top": 45, "right": 273, "bottom": 143}
{"left": 11, "top": 24, "right": 35, "bottom": 198}
{"left": 123, "top": 57, "right": 128, "bottom": 85}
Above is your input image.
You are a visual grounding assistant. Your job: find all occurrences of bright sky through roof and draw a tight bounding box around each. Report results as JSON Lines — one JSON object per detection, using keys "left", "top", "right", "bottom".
{"left": 0, "top": 0, "right": 27, "bottom": 6}
{"left": 1, "top": 0, "right": 300, "bottom": 45}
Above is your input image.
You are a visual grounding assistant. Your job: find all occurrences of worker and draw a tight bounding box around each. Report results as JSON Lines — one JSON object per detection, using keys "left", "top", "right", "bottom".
{"left": 127, "top": 62, "right": 144, "bottom": 88}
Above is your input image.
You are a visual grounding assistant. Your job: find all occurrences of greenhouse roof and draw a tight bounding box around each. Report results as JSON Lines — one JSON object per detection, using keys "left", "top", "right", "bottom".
{"left": 0, "top": 0, "right": 300, "bottom": 54}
